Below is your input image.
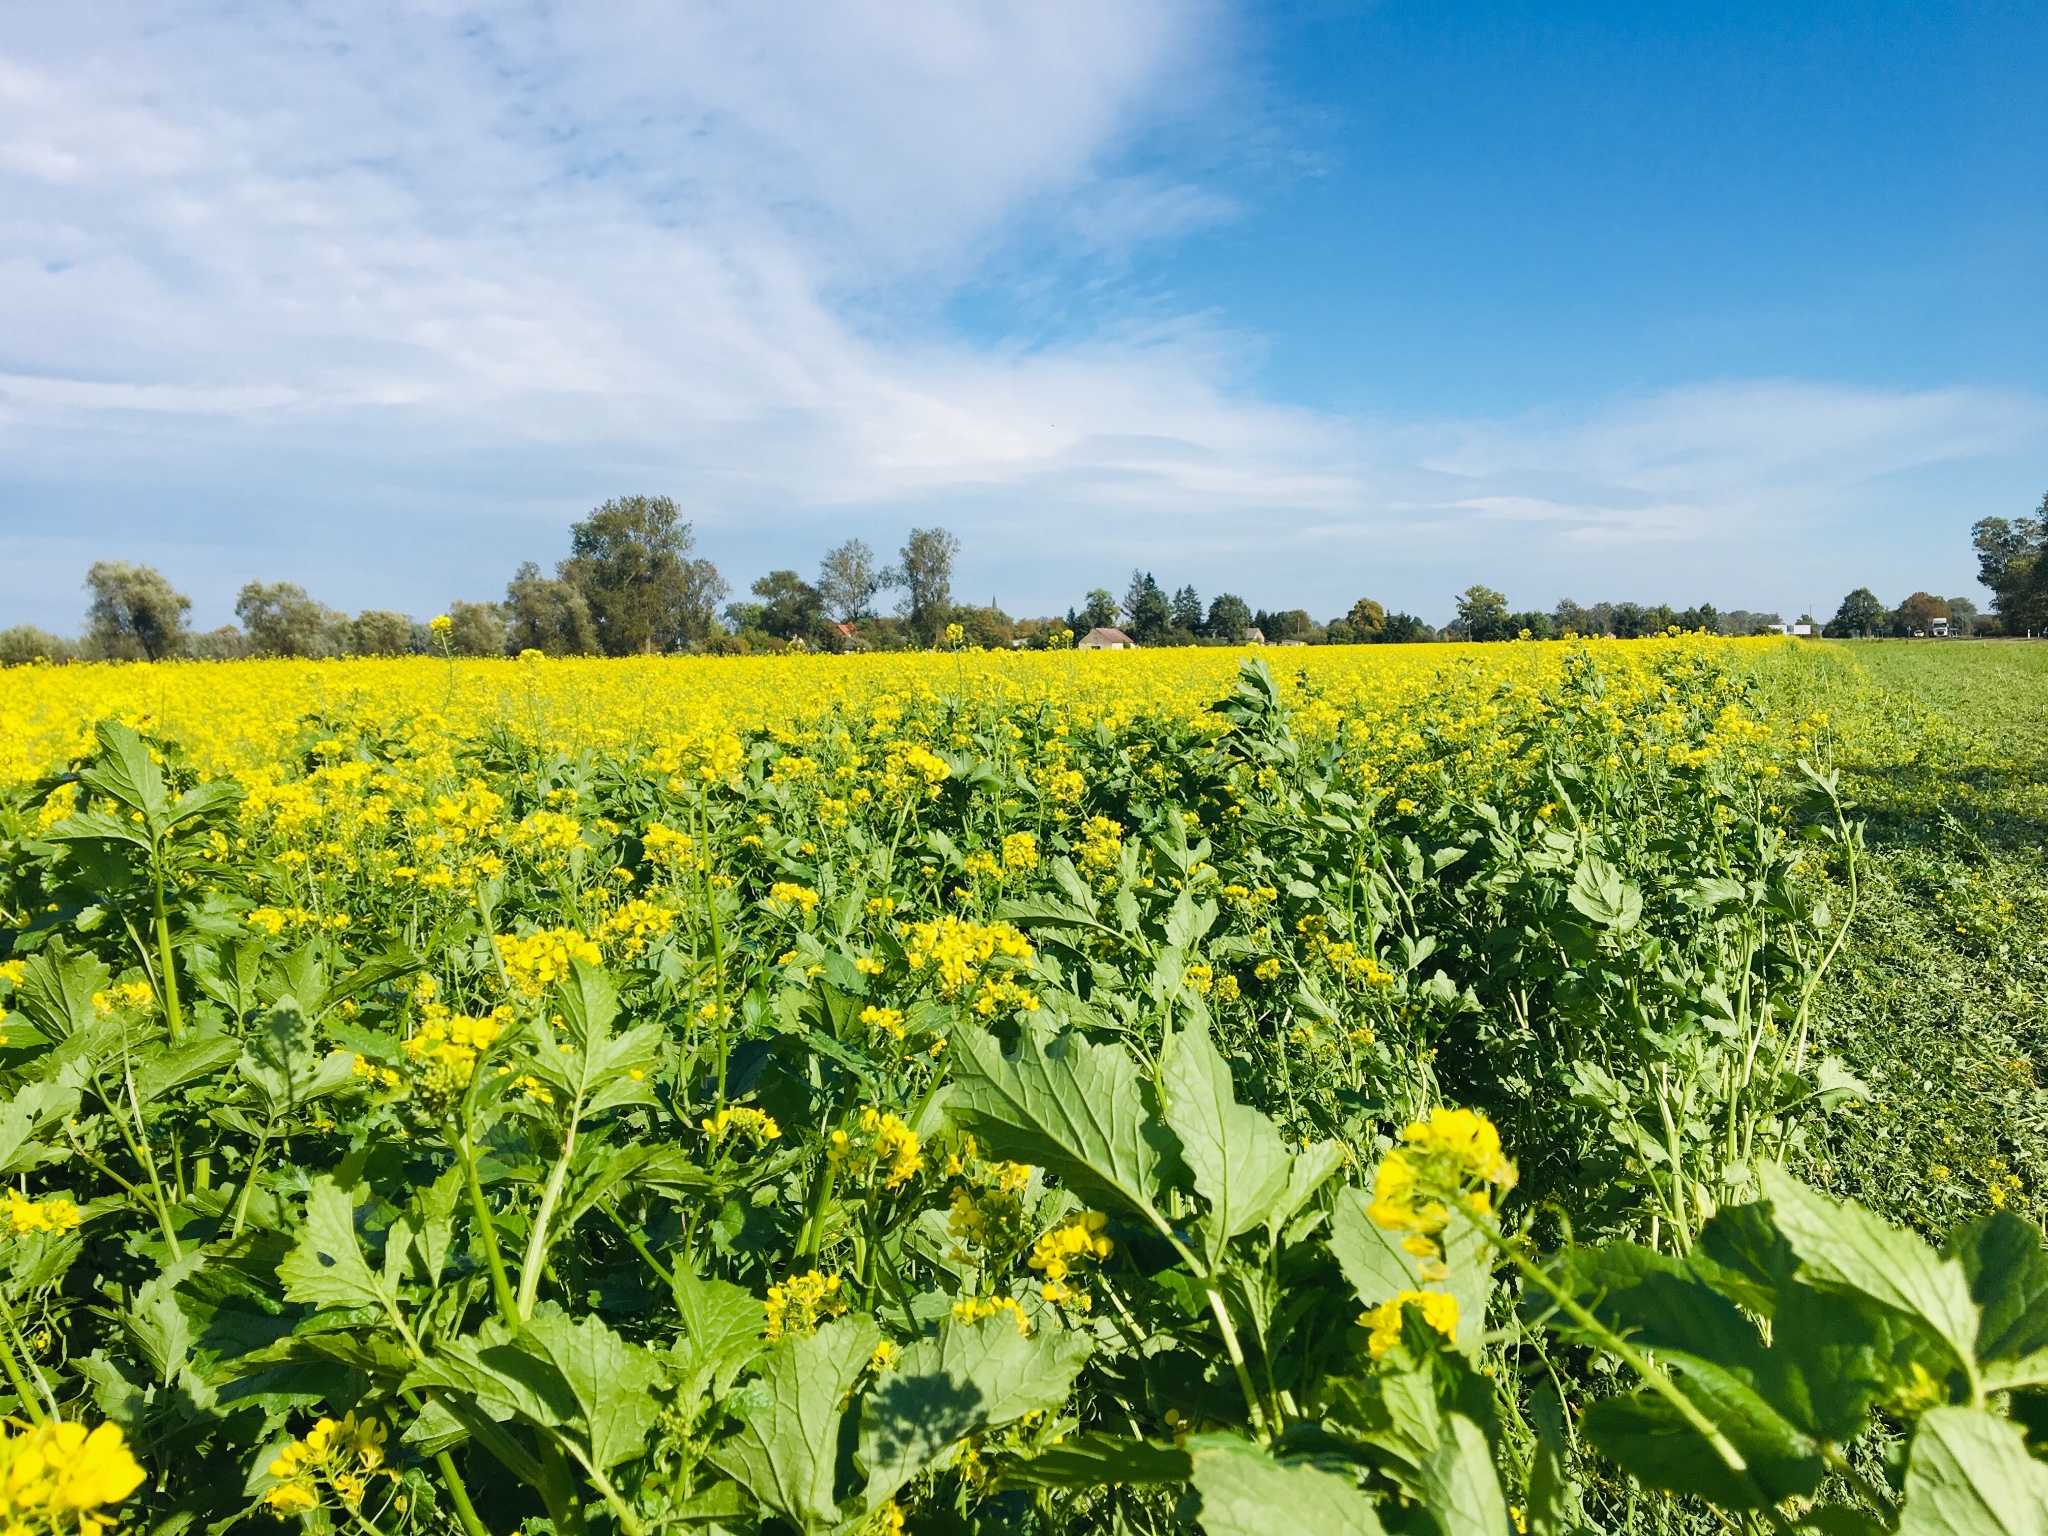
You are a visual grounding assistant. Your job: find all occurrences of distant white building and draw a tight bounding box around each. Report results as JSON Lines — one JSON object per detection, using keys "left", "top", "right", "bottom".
{"left": 1244, "top": 627, "right": 1266, "bottom": 646}
{"left": 1077, "top": 627, "right": 1136, "bottom": 650}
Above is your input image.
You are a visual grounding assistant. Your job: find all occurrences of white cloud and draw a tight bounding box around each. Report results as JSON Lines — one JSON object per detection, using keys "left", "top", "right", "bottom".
{"left": 0, "top": 3, "right": 2042, "bottom": 632}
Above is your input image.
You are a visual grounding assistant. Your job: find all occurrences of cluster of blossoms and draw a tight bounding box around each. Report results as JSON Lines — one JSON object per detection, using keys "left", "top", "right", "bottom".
{"left": 1075, "top": 816, "right": 1124, "bottom": 874}
{"left": 386, "top": 1003, "right": 513, "bottom": 1116}
{"left": 944, "top": 1141, "right": 1037, "bottom": 1269}
{"left": 640, "top": 822, "right": 697, "bottom": 871}
{"left": 0, "top": 1420, "right": 144, "bottom": 1536}
{"left": 971, "top": 975, "right": 1040, "bottom": 1018}
{"left": 1361, "top": 1290, "right": 1460, "bottom": 1359}
{"left": 951, "top": 1294, "right": 1032, "bottom": 1336}
{"left": 89, "top": 982, "right": 155, "bottom": 1017}
{"left": 7, "top": 1195, "right": 82, "bottom": 1236}
{"left": 1027, "top": 1211, "right": 1114, "bottom": 1308}
{"left": 495, "top": 928, "right": 602, "bottom": 996}
{"left": 901, "top": 917, "right": 1032, "bottom": 996}
{"left": 507, "top": 809, "right": 582, "bottom": 861}
{"left": 859, "top": 1005, "right": 908, "bottom": 1042}
{"left": 600, "top": 898, "right": 675, "bottom": 959}
{"left": 765, "top": 882, "right": 820, "bottom": 918}
{"left": 700, "top": 1106, "right": 781, "bottom": 1149}
{"left": 763, "top": 1271, "right": 847, "bottom": 1341}
{"left": 1303, "top": 932, "right": 1395, "bottom": 989}
{"left": 828, "top": 1108, "right": 923, "bottom": 1191}
{"left": 264, "top": 1413, "right": 394, "bottom": 1515}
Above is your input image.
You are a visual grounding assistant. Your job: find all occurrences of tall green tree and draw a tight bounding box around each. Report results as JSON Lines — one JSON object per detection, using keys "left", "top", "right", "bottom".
{"left": 817, "top": 539, "right": 883, "bottom": 624}
{"left": 561, "top": 495, "right": 727, "bottom": 654}
{"left": 350, "top": 610, "right": 413, "bottom": 656}
{"left": 85, "top": 562, "right": 192, "bottom": 660}
{"left": 1204, "top": 594, "right": 1251, "bottom": 643}
{"left": 1972, "top": 498, "right": 2048, "bottom": 634}
{"left": 1073, "top": 589, "right": 1119, "bottom": 633}
{"left": 1170, "top": 585, "right": 1203, "bottom": 633}
{"left": 445, "top": 600, "right": 508, "bottom": 657}
{"left": 505, "top": 562, "right": 599, "bottom": 656}
{"left": 1122, "top": 571, "right": 1171, "bottom": 643}
{"left": 749, "top": 571, "right": 827, "bottom": 642}
{"left": 1824, "top": 587, "right": 1887, "bottom": 638}
{"left": 235, "top": 581, "right": 345, "bottom": 657}
{"left": 1454, "top": 584, "right": 1511, "bottom": 642}
{"left": 887, "top": 527, "right": 961, "bottom": 646}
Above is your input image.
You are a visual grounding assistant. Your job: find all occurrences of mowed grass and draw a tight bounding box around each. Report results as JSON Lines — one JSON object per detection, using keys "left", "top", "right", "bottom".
{"left": 1787, "top": 641, "right": 2048, "bottom": 1234}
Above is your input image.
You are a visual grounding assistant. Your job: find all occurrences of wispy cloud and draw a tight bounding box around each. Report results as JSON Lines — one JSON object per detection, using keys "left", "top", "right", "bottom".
{"left": 0, "top": 3, "right": 2041, "bottom": 630}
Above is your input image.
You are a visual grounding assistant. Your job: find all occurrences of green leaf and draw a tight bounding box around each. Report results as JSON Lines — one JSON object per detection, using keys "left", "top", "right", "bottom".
{"left": 1160, "top": 1023, "right": 1290, "bottom": 1257}
{"left": 1188, "top": 1436, "right": 1385, "bottom": 1536}
{"left": 276, "top": 1177, "right": 392, "bottom": 1315}
{"left": 11, "top": 949, "right": 110, "bottom": 1040}
{"left": 1567, "top": 854, "right": 1642, "bottom": 931}
{"left": 1329, "top": 1187, "right": 1491, "bottom": 1357}
{"left": 238, "top": 1001, "right": 359, "bottom": 1117}
{"left": 672, "top": 1266, "right": 767, "bottom": 1398}
{"left": 1948, "top": 1211, "right": 2048, "bottom": 1364}
{"left": 78, "top": 721, "right": 170, "bottom": 823}
{"left": 131, "top": 1034, "right": 242, "bottom": 1106}
{"left": 948, "top": 1025, "right": 1174, "bottom": 1223}
{"left": 125, "top": 1253, "right": 204, "bottom": 1387}
{"left": 0, "top": 1066, "right": 86, "bottom": 1176}
{"left": 520, "top": 1309, "right": 664, "bottom": 1471}
{"left": 999, "top": 1433, "right": 1192, "bottom": 1491}
{"left": 859, "top": 1315, "right": 1092, "bottom": 1508}
{"left": 1524, "top": 1386, "right": 1589, "bottom": 1536}
{"left": 710, "top": 1314, "right": 880, "bottom": 1535}
{"left": 1421, "top": 1414, "right": 1510, "bottom": 1536}
{"left": 1760, "top": 1165, "right": 1981, "bottom": 1380}
{"left": 1583, "top": 1371, "right": 1823, "bottom": 1509}
{"left": 1897, "top": 1406, "right": 2048, "bottom": 1536}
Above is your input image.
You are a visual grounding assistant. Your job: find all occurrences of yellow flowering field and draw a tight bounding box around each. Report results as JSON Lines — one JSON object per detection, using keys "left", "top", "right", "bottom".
{"left": 3, "top": 636, "right": 2039, "bottom": 1536}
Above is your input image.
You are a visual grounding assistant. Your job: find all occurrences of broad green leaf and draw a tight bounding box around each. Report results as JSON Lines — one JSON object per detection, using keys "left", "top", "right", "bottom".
{"left": 672, "top": 1266, "right": 767, "bottom": 1397}
{"left": 521, "top": 1309, "right": 664, "bottom": 1470}
{"left": 1760, "top": 1165, "right": 1980, "bottom": 1379}
{"left": 1897, "top": 1406, "right": 2048, "bottom": 1536}
{"left": 1267, "top": 1138, "right": 1348, "bottom": 1244}
{"left": 1188, "top": 1435, "right": 1385, "bottom": 1536}
{"left": 0, "top": 1066, "right": 86, "bottom": 1176}
{"left": 1583, "top": 1369, "right": 1823, "bottom": 1509}
{"left": 131, "top": 1034, "right": 242, "bottom": 1106}
{"left": 79, "top": 721, "right": 170, "bottom": 822}
{"left": 1567, "top": 854, "right": 1642, "bottom": 931}
{"left": 1330, "top": 1187, "right": 1491, "bottom": 1357}
{"left": 948, "top": 1025, "right": 1174, "bottom": 1222}
{"left": 11, "top": 950, "right": 110, "bottom": 1040}
{"left": 238, "top": 1001, "right": 358, "bottom": 1116}
{"left": 1545, "top": 1243, "right": 1770, "bottom": 1381}
{"left": 1948, "top": 1211, "right": 2048, "bottom": 1364}
{"left": 277, "top": 1177, "right": 392, "bottom": 1315}
{"left": 1421, "top": 1414, "right": 1510, "bottom": 1536}
{"left": 999, "top": 1434, "right": 1192, "bottom": 1490}
{"left": 710, "top": 1314, "right": 880, "bottom": 1535}
{"left": 1524, "top": 1386, "right": 1589, "bottom": 1536}
{"left": 859, "top": 1315, "right": 1092, "bottom": 1508}
{"left": 405, "top": 1321, "right": 577, "bottom": 1434}
{"left": 125, "top": 1253, "right": 204, "bottom": 1387}
{"left": 1161, "top": 1023, "right": 1290, "bottom": 1256}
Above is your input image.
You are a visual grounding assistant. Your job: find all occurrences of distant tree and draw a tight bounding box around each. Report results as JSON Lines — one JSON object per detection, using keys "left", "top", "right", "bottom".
{"left": 1171, "top": 585, "right": 1203, "bottom": 633}
{"left": 1073, "top": 590, "right": 1120, "bottom": 633}
{"left": 1205, "top": 594, "right": 1252, "bottom": 644}
{"left": 1122, "top": 572, "right": 1171, "bottom": 643}
{"left": 817, "top": 539, "right": 884, "bottom": 624}
{"left": 1257, "top": 608, "right": 1317, "bottom": 642}
{"left": 85, "top": 562, "right": 191, "bottom": 660}
{"left": 1455, "top": 585, "right": 1512, "bottom": 642}
{"left": 1507, "top": 610, "right": 1557, "bottom": 640}
{"left": 1890, "top": 592, "right": 1948, "bottom": 637}
{"left": 887, "top": 527, "right": 961, "bottom": 646}
{"left": 236, "top": 581, "right": 343, "bottom": 657}
{"left": 750, "top": 571, "right": 827, "bottom": 642}
{"left": 0, "top": 626, "right": 79, "bottom": 666}
{"left": 184, "top": 627, "right": 251, "bottom": 661}
{"left": 561, "top": 495, "right": 727, "bottom": 654}
{"left": 955, "top": 605, "right": 1015, "bottom": 650}
{"left": 1609, "top": 602, "right": 1655, "bottom": 640}
{"left": 1944, "top": 595, "right": 1979, "bottom": 636}
{"left": 1821, "top": 588, "right": 1887, "bottom": 639}
{"left": 1677, "top": 603, "right": 1720, "bottom": 634}
{"left": 1551, "top": 599, "right": 1594, "bottom": 636}
{"left": 1378, "top": 613, "right": 1432, "bottom": 644}
{"left": 1717, "top": 610, "right": 1782, "bottom": 637}
{"left": 351, "top": 610, "right": 414, "bottom": 657}
{"left": 1346, "top": 598, "right": 1386, "bottom": 635}
{"left": 446, "top": 601, "right": 507, "bottom": 657}
{"left": 505, "top": 562, "right": 599, "bottom": 656}
{"left": 1972, "top": 498, "right": 2048, "bottom": 634}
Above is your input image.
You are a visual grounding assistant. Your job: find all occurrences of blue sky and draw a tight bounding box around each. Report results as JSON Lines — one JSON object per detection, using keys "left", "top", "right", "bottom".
{"left": 2, "top": 1, "right": 2044, "bottom": 632}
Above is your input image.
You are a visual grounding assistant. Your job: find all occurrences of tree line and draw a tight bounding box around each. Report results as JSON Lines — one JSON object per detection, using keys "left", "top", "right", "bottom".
{"left": 8, "top": 485, "right": 2041, "bottom": 665}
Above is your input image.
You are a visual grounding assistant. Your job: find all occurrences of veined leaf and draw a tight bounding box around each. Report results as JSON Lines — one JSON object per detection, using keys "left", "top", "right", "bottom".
{"left": 132, "top": 1033, "right": 241, "bottom": 1106}
{"left": 1760, "top": 1165, "right": 1981, "bottom": 1379}
{"left": 1160, "top": 1023, "right": 1290, "bottom": 1257}
{"left": 1947, "top": 1211, "right": 2048, "bottom": 1364}
{"left": 277, "top": 1177, "right": 393, "bottom": 1316}
{"left": 520, "top": 1309, "right": 664, "bottom": 1471}
{"left": 1330, "top": 1187, "right": 1491, "bottom": 1358}
{"left": 1568, "top": 854, "right": 1642, "bottom": 931}
{"left": 12, "top": 950, "right": 110, "bottom": 1041}
{"left": 238, "top": 1001, "right": 357, "bottom": 1116}
{"left": 1421, "top": 1414, "right": 1511, "bottom": 1536}
{"left": 710, "top": 1314, "right": 880, "bottom": 1535}
{"left": 0, "top": 1066, "right": 86, "bottom": 1176}
{"left": 1187, "top": 1435, "right": 1385, "bottom": 1536}
{"left": 859, "top": 1315, "right": 1092, "bottom": 1508}
{"left": 1897, "top": 1406, "right": 2048, "bottom": 1536}
{"left": 948, "top": 1025, "right": 1175, "bottom": 1224}
{"left": 999, "top": 1433, "right": 1192, "bottom": 1491}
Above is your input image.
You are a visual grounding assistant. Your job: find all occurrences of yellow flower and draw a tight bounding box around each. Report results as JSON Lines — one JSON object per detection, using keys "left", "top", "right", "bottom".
{"left": 429, "top": 615, "right": 454, "bottom": 638}
{"left": 0, "top": 1419, "right": 145, "bottom": 1534}
{"left": 1362, "top": 1289, "right": 1460, "bottom": 1358}
{"left": 701, "top": 1106, "right": 781, "bottom": 1147}
{"left": 952, "top": 1294, "right": 1031, "bottom": 1335}
{"left": 828, "top": 1108, "right": 923, "bottom": 1190}
{"left": 763, "top": 1271, "right": 847, "bottom": 1340}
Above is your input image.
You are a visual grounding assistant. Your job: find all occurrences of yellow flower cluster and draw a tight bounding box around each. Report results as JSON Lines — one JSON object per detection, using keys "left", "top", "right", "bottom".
{"left": 1368, "top": 1108, "right": 1518, "bottom": 1266}
{"left": 1028, "top": 1211, "right": 1114, "bottom": 1307}
{"left": 945, "top": 1140, "right": 1036, "bottom": 1266}
{"left": 701, "top": 1106, "right": 782, "bottom": 1147}
{"left": 859, "top": 1005, "right": 907, "bottom": 1041}
{"left": 951, "top": 1294, "right": 1032, "bottom": 1336}
{"left": 7, "top": 1195, "right": 82, "bottom": 1235}
{"left": 828, "top": 1108, "right": 924, "bottom": 1191}
{"left": 397, "top": 1004, "right": 511, "bottom": 1115}
{"left": 89, "top": 983, "right": 155, "bottom": 1017}
{"left": 1075, "top": 816, "right": 1124, "bottom": 873}
{"left": 1000, "top": 831, "right": 1039, "bottom": 872}
{"left": 601, "top": 898, "right": 675, "bottom": 958}
{"left": 763, "top": 1270, "right": 847, "bottom": 1340}
{"left": 766, "top": 882, "right": 821, "bottom": 917}
{"left": 495, "top": 928, "right": 603, "bottom": 995}
{"left": 0, "top": 1420, "right": 144, "bottom": 1536}
{"left": 641, "top": 822, "right": 697, "bottom": 869}
{"left": 1361, "top": 1289, "right": 1460, "bottom": 1359}
{"left": 264, "top": 1413, "right": 393, "bottom": 1514}
{"left": 901, "top": 916, "right": 1032, "bottom": 995}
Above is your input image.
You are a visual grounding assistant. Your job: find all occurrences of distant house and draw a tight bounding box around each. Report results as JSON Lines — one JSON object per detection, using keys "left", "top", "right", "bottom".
{"left": 1244, "top": 627, "right": 1266, "bottom": 646}
{"left": 1077, "top": 627, "right": 1136, "bottom": 650}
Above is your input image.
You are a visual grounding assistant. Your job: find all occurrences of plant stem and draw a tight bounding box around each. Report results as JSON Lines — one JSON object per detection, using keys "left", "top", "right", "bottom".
{"left": 152, "top": 855, "right": 186, "bottom": 1040}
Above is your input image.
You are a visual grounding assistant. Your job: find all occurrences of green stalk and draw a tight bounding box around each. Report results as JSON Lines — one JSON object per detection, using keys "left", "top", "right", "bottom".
{"left": 151, "top": 853, "right": 186, "bottom": 1041}
{"left": 0, "top": 1305, "right": 55, "bottom": 1423}
{"left": 517, "top": 1103, "right": 583, "bottom": 1318}
{"left": 461, "top": 1128, "right": 521, "bottom": 1328}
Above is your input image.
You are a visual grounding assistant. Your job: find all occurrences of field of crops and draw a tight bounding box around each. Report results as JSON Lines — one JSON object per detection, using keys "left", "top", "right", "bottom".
{"left": 1, "top": 638, "right": 2044, "bottom": 1536}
